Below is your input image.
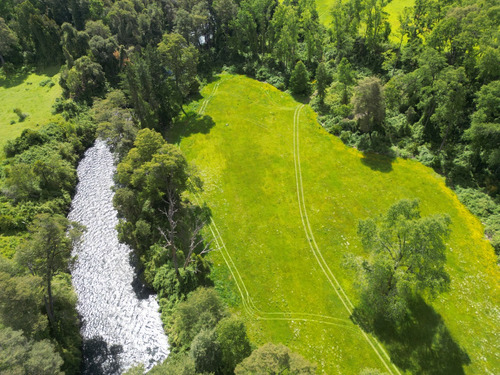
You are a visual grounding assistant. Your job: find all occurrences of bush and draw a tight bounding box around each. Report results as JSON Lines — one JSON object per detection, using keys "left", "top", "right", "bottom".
{"left": 167, "top": 287, "right": 227, "bottom": 350}
{"left": 13, "top": 108, "right": 28, "bottom": 122}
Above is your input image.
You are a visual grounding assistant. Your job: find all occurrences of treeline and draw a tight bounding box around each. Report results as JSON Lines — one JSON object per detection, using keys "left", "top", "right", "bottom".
{"left": 0, "top": 115, "right": 96, "bottom": 373}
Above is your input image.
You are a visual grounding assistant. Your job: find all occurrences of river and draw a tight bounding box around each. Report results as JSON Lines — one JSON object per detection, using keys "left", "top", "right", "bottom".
{"left": 68, "top": 139, "right": 169, "bottom": 374}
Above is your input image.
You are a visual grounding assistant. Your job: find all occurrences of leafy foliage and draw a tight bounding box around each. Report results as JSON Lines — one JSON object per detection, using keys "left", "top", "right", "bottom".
{"left": 350, "top": 199, "right": 451, "bottom": 322}
{"left": 234, "top": 343, "right": 316, "bottom": 375}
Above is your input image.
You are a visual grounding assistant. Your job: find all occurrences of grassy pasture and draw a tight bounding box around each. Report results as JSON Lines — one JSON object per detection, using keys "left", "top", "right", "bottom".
{"left": 171, "top": 74, "right": 499, "bottom": 374}
{"left": 0, "top": 68, "right": 63, "bottom": 159}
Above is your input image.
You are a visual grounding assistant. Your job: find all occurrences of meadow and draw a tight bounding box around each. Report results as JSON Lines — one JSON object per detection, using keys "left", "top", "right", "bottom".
{"left": 0, "top": 67, "right": 63, "bottom": 159}
{"left": 170, "top": 74, "right": 499, "bottom": 374}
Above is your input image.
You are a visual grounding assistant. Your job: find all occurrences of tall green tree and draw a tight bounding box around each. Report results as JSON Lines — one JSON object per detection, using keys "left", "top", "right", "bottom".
{"left": 63, "top": 55, "right": 106, "bottom": 103}
{"left": 289, "top": 60, "right": 309, "bottom": 96}
{"left": 15, "top": 214, "right": 83, "bottom": 329}
{"left": 125, "top": 47, "right": 177, "bottom": 130}
{"left": 352, "top": 76, "right": 385, "bottom": 137}
{"left": 0, "top": 17, "right": 18, "bottom": 65}
{"left": 337, "top": 57, "right": 354, "bottom": 105}
{"left": 271, "top": 4, "right": 299, "bottom": 70}
{"left": 315, "top": 61, "right": 329, "bottom": 102}
{"left": 351, "top": 199, "right": 451, "bottom": 322}
{"left": 158, "top": 32, "right": 199, "bottom": 107}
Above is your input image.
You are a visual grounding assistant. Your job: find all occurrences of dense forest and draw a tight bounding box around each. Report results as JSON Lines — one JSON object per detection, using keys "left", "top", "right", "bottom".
{"left": 0, "top": 0, "right": 498, "bottom": 373}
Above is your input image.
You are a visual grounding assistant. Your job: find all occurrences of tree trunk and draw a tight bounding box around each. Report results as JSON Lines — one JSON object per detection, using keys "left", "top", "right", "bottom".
{"left": 45, "top": 274, "right": 55, "bottom": 329}
{"left": 0, "top": 53, "right": 5, "bottom": 66}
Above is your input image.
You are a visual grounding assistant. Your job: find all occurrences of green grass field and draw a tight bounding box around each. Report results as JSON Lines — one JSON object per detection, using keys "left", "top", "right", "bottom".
{"left": 316, "top": 0, "right": 415, "bottom": 42}
{"left": 170, "top": 74, "right": 499, "bottom": 374}
{"left": 0, "top": 68, "right": 63, "bottom": 159}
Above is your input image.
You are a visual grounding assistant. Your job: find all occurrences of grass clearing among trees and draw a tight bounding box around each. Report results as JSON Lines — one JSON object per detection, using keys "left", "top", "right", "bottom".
{"left": 0, "top": 68, "right": 63, "bottom": 159}
{"left": 170, "top": 74, "right": 499, "bottom": 374}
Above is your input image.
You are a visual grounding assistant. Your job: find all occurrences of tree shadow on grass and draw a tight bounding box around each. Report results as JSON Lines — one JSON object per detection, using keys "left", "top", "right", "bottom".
{"left": 0, "top": 69, "right": 29, "bottom": 89}
{"left": 290, "top": 92, "right": 311, "bottom": 105}
{"left": 167, "top": 111, "right": 216, "bottom": 145}
{"left": 353, "top": 297, "right": 470, "bottom": 375}
{"left": 360, "top": 152, "right": 395, "bottom": 173}
{"left": 82, "top": 336, "right": 123, "bottom": 375}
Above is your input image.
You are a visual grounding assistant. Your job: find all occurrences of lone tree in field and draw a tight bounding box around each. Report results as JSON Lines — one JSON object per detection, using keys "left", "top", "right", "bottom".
{"left": 350, "top": 199, "right": 451, "bottom": 322}
{"left": 351, "top": 76, "right": 385, "bottom": 138}
{"left": 289, "top": 60, "right": 310, "bottom": 96}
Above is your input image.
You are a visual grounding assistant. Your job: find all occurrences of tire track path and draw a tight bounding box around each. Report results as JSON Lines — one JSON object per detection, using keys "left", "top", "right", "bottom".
{"left": 190, "top": 81, "right": 355, "bottom": 330}
{"left": 292, "top": 105, "right": 401, "bottom": 375}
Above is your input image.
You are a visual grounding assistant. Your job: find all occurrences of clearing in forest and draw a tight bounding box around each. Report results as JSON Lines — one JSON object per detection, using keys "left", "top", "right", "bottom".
{"left": 316, "top": 0, "right": 415, "bottom": 41}
{"left": 0, "top": 67, "right": 63, "bottom": 158}
{"left": 169, "top": 74, "right": 499, "bottom": 374}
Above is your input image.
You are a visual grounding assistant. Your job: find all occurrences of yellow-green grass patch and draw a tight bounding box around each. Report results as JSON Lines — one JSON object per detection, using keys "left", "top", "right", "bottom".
{"left": 0, "top": 68, "right": 63, "bottom": 160}
{"left": 170, "top": 74, "right": 499, "bottom": 374}
{"left": 315, "top": 0, "right": 415, "bottom": 43}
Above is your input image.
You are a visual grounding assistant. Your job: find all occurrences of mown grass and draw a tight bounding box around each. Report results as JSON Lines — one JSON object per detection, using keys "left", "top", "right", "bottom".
{"left": 170, "top": 74, "right": 499, "bottom": 374}
{"left": 316, "top": 0, "right": 415, "bottom": 43}
{"left": 0, "top": 67, "right": 63, "bottom": 159}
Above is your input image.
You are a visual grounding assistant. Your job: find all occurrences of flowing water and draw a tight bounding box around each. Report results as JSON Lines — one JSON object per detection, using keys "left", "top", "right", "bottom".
{"left": 68, "top": 140, "right": 169, "bottom": 374}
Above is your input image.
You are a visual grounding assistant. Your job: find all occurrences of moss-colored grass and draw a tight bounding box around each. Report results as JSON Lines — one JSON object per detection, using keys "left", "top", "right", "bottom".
{"left": 0, "top": 68, "right": 63, "bottom": 159}
{"left": 170, "top": 74, "right": 499, "bottom": 374}
{"left": 316, "top": 0, "right": 415, "bottom": 43}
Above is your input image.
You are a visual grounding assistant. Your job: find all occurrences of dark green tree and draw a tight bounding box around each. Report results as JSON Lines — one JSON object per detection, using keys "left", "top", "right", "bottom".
{"left": 0, "top": 17, "right": 18, "bottom": 65}
{"left": 64, "top": 55, "right": 106, "bottom": 102}
{"left": 289, "top": 60, "right": 309, "bottom": 96}
{"left": 190, "top": 329, "right": 221, "bottom": 373}
{"left": 315, "top": 62, "right": 329, "bottom": 102}
{"left": 168, "top": 287, "right": 227, "bottom": 350}
{"left": 352, "top": 76, "right": 385, "bottom": 137}
{"left": 124, "top": 47, "right": 177, "bottom": 130}
{"left": 337, "top": 57, "right": 354, "bottom": 105}
{"left": 15, "top": 214, "right": 83, "bottom": 329}
{"left": 158, "top": 32, "right": 199, "bottom": 107}
{"left": 216, "top": 316, "right": 252, "bottom": 375}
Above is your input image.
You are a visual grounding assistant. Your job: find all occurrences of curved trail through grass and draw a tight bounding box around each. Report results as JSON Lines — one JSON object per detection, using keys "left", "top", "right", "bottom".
{"left": 191, "top": 83, "right": 357, "bottom": 331}
{"left": 293, "top": 105, "right": 401, "bottom": 375}
{"left": 193, "top": 78, "right": 401, "bottom": 373}
{"left": 176, "top": 74, "right": 500, "bottom": 374}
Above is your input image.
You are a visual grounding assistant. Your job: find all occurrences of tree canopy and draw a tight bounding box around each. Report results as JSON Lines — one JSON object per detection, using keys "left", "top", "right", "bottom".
{"left": 351, "top": 199, "right": 451, "bottom": 322}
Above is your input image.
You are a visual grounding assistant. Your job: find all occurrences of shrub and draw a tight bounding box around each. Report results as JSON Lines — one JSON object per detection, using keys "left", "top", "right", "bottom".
{"left": 13, "top": 108, "right": 28, "bottom": 122}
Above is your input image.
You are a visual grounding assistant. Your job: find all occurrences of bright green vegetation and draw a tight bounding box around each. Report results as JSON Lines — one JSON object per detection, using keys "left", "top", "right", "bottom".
{"left": 171, "top": 74, "right": 500, "bottom": 374}
{"left": 0, "top": 69, "right": 62, "bottom": 158}
{"left": 384, "top": 0, "right": 414, "bottom": 35}
{"left": 316, "top": 0, "right": 414, "bottom": 35}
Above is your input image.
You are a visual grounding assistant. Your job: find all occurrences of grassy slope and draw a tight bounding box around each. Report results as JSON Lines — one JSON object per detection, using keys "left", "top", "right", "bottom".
{"left": 316, "top": 0, "right": 415, "bottom": 42}
{"left": 170, "top": 75, "right": 499, "bottom": 374}
{"left": 0, "top": 68, "right": 63, "bottom": 159}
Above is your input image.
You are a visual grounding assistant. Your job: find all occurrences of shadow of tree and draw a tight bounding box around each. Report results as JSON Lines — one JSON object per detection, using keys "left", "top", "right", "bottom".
{"left": 0, "top": 65, "right": 60, "bottom": 89}
{"left": 354, "top": 297, "right": 470, "bottom": 374}
{"left": 128, "top": 252, "right": 155, "bottom": 300}
{"left": 290, "top": 92, "right": 311, "bottom": 104}
{"left": 360, "top": 152, "right": 395, "bottom": 173}
{"left": 82, "top": 336, "right": 123, "bottom": 375}
{"left": 167, "top": 111, "right": 216, "bottom": 145}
